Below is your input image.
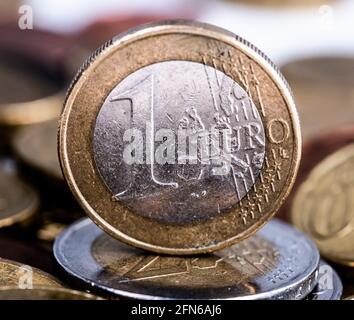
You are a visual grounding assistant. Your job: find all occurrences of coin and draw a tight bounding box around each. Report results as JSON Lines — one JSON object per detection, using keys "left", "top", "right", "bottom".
{"left": 0, "top": 287, "right": 102, "bottom": 300}
{"left": 278, "top": 124, "right": 354, "bottom": 222}
{"left": 13, "top": 120, "right": 63, "bottom": 181}
{"left": 281, "top": 57, "right": 354, "bottom": 139}
{"left": 0, "top": 258, "right": 62, "bottom": 289}
{"left": 292, "top": 144, "right": 354, "bottom": 266}
{"left": 0, "top": 166, "right": 39, "bottom": 228}
{"left": 59, "top": 20, "right": 301, "bottom": 254}
{"left": 0, "top": 52, "right": 63, "bottom": 127}
{"left": 306, "top": 261, "right": 342, "bottom": 300}
{"left": 54, "top": 218, "right": 318, "bottom": 300}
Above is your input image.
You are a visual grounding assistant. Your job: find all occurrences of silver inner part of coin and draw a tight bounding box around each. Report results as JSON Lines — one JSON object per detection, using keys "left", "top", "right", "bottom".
{"left": 93, "top": 61, "right": 265, "bottom": 223}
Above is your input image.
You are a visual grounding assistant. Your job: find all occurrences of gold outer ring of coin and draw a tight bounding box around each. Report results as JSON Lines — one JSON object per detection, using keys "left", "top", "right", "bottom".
{"left": 0, "top": 171, "right": 40, "bottom": 229}
{"left": 0, "top": 91, "right": 63, "bottom": 126}
{"left": 0, "top": 287, "right": 103, "bottom": 300}
{"left": 59, "top": 20, "right": 301, "bottom": 254}
{"left": 0, "top": 258, "right": 63, "bottom": 288}
{"left": 292, "top": 144, "right": 354, "bottom": 267}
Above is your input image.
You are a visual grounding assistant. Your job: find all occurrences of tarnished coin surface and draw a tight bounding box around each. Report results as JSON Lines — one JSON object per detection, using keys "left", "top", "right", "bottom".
{"left": 59, "top": 20, "right": 301, "bottom": 254}
{"left": 54, "top": 218, "right": 318, "bottom": 300}
{"left": 0, "top": 167, "right": 39, "bottom": 228}
{"left": 292, "top": 144, "right": 354, "bottom": 266}
{"left": 13, "top": 120, "right": 63, "bottom": 181}
{"left": 306, "top": 261, "right": 342, "bottom": 300}
{"left": 0, "top": 53, "right": 63, "bottom": 126}
{"left": 281, "top": 57, "right": 354, "bottom": 139}
{"left": 0, "top": 258, "right": 62, "bottom": 289}
{"left": 0, "top": 287, "right": 102, "bottom": 300}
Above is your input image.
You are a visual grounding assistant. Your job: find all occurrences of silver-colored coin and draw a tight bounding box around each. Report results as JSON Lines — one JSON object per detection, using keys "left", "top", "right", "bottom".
{"left": 93, "top": 60, "right": 265, "bottom": 223}
{"left": 54, "top": 218, "right": 319, "bottom": 300}
{"left": 305, "top": 260, "right": 342, "bottom": 300}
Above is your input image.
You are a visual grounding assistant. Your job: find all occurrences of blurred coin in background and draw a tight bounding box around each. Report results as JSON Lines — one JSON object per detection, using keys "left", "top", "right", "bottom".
{"left": 0, "top": 258, "right": 62, "bottom": 289}
{"left": 281, "top": 57, "right": 354, "bottom": 140}
{"left": 292, "top": 144, "right": 354, "bottom": 267}
{"left": 278, "top": 124, "right": 354, "bottom": 222}
{"left": 0, "top": 287, "right": 102, "bottom": 300}
{"left": 0, "top": 165, "right": 39, "bottom": 228}
{"left": 54, "top": 218, "right": 319, "bottom": 300}
{"left": 13, "top": 120, "right": 63, "bottom": 182}
{"left": 0, "top": 52, "right": 64, "bottom": 128}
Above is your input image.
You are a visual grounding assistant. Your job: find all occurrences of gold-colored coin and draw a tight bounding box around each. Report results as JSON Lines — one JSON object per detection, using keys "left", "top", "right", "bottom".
{"left": 0, "top": 53, "right": 63, "bottom": 126}
{"left": 281, "top": 57, "right": 354, "bottom": 139}
{"left": 0, "top": 287, "right": 102, "bottom": 300}
{"left": 0, "top": 167, "right": 39, "bottom": 228}
{"left": 0, "top": 258, "right": 62, "bottom": 288}
{"left": 59, "top": 20, "right": 301, "bottom": 254}
{"left": 292, "top": 144, "right": 354, "bottom": 267}
{"left": 13, "top": 120, "right": 63, "bottom": 181}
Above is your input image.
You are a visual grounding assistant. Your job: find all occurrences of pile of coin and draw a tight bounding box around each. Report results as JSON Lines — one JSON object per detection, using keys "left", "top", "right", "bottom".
{"left": 0, "top": 19, "right": 352, "bottom": 300}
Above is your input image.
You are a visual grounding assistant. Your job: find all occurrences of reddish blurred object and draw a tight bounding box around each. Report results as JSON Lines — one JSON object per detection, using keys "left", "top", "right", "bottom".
{"left": 65, "top": 15, "right": 185, "bottom": 76}
{"left": 277, "top": 125, "right": 354, "bottom": 222}
{"left": 0, "top": 15, "right": 195, "bottom": 79}
{"left": 0, "top": 23, "right": 76, "bottom": 79}
{"left": 76, "top": 15, "right": 178, "bottom": 48}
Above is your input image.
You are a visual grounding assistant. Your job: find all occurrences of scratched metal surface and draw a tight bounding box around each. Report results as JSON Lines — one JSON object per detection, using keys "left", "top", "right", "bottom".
{"left": 54, "top": 218, "right": 319, "bottom": 299}
{"left": 93, "top": 60, "right": 265, "bottom": 223}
